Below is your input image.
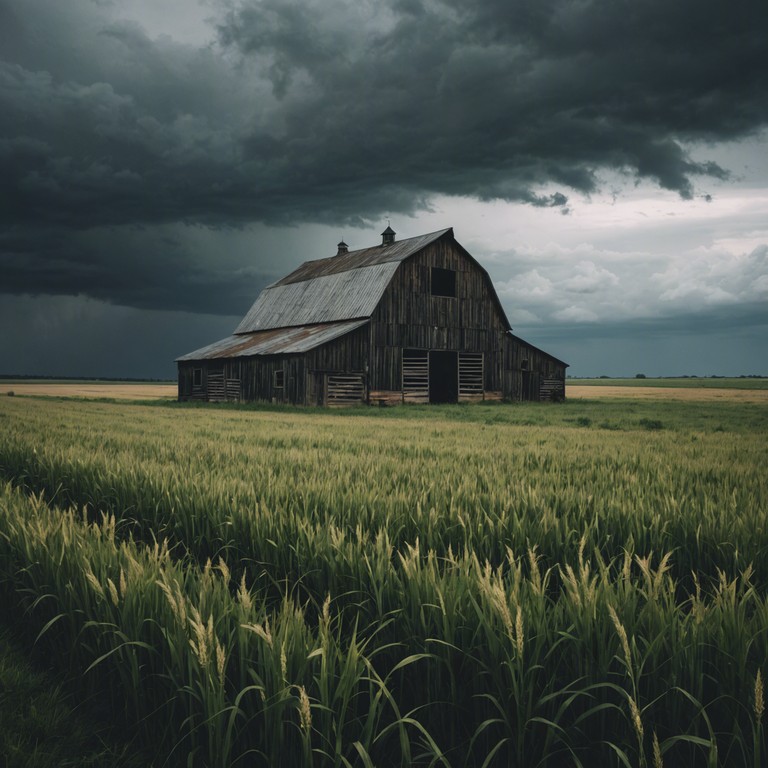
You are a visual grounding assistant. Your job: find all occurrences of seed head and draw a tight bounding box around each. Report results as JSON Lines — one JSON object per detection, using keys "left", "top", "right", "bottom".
{"left": 216, "top": 639, "right": 226, "bottom": 685}
{"left": 755, "top": 669, "right": 764, "bottom": 721}
{"left": 85, "top": 568, "right": 105, "bottom": 600}
{"left": 322, "top": 593, "right": 331, "bottom": 625}
{"left": 629, "top": 697, "right": 644, "bottom": 745}
{"left": 107, "top": 577, "right": 120, "bottom": 606}
{"left": 652, "top": 731, "right": 663, "bottom": 768}
{"left": 528, "top": 546, "right": 543, "bottom": 595}
{"left": 216, "top": 557, "right": 231, "bottom": 585}
{"left": 298, "top": 685, "right": 312, "bottom": 733}
{"left": 622, "top": 550, "right": 632, "bottom": 581}
{"left": 241, "top": 620, "right": 273, "bottom": 647}
{"left": 237, "top": 573, "right": 253, "bottom": 611}
{"left": 608, "top": 604, "right": 632, "bottom": 672}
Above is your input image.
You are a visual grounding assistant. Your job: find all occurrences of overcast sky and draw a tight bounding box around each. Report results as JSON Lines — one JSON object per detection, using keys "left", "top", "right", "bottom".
{"left": 1, "top": 0, "right": 766, "bottom": 379}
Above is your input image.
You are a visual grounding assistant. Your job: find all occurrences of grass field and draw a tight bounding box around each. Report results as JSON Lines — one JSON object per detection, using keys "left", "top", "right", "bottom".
{"left": 0, "top": 625, "right": 145, "bottom": 768}
{"left": 0, "top": 392, "right": 766, "bottom": 766}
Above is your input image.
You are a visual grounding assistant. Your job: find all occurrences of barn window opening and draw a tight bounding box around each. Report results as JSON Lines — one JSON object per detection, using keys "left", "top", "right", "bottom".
{"left": 521, "top": 359, "right": 529, "bottom": 370}
{"left": 274, "top": 370, "right": 284, "bottom": 388}
{"left": 431, "top": 267, "right": 456, "bottom": 298}
{"left": 193, "top": 368, "right": 202, "bottom": 387}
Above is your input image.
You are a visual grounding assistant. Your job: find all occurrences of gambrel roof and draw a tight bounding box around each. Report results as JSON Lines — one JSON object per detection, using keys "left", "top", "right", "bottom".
{"left": 234, "top": 229, "right": 451, "bottom": 333}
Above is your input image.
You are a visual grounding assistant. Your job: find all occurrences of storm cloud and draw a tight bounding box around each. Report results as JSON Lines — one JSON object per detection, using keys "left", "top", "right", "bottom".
{"left": 1, "top": 0, "right": 767, "bottom": 376}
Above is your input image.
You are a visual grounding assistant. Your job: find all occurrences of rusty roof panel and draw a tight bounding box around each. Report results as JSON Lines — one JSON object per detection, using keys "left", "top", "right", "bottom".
{"left": 275, "top": 228, "right": 452, "bottom": 285}
{"left": 176, "top": 320, "right": 368, "bottom": 361}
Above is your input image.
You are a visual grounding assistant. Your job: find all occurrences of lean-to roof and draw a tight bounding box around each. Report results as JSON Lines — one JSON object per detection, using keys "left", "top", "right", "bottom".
{"left": 176, "top": 320, "right": 368, "bottom": 361}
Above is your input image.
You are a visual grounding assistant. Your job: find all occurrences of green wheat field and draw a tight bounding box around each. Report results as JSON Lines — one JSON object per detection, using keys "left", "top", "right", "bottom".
{"left": 1, "top": 393, "right": 767, "bottom": 767}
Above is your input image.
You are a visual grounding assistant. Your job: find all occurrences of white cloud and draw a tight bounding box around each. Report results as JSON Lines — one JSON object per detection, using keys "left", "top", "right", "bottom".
{"left": 561, "top": 261, "right": 620, "bottom": 294}
{"left": 397, "top": 178, "right": 767, "bottom": 333}
{"left": 653, "top": 244, "right": 768, "bottom": 308}
{"left": 553, "top": 305, "right": 599, "bottom": 322}
{"left": 495, "top": 268, "right": 553, "bottom": 299}
{"left": 506, "top": 308, "right": 542, "bottom": 324}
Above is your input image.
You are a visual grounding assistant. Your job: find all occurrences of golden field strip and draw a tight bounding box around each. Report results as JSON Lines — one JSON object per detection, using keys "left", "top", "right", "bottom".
{"left": 2, "top": 378, "right": 767, "bottom": 403}
{"left": 568, "top": 385, "right": 768, "bottom": 402}
{"left": 0, "top": 394, "right": 767, "bottom": 767}
{"left": 0, "top": 381, "right": 176, "bottom": 399}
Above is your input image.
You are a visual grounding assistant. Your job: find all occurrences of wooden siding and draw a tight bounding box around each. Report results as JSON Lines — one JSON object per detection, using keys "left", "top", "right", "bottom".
{"left": 459, "top": 353, "right": 483, "bottom": 400}
{"left": 179, "top": 324, "right": 369, "bottom": 406}
{"left": 503, "top": 336, "right": 566, "bottom": 401}
{"left": 369, "top": 239, "right": 510, "bottom": 395}
{"left": 402, "top": 349, "right": 429, "bottom": 403}
{"left": 303, "top": 324, "right": 369, "bottom": 406}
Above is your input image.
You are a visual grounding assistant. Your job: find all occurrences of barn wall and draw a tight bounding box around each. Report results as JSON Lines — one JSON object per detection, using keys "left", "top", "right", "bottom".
{"left": 303, "top": 324, "right": 369, "bottom": 406}
{"left": 503, "top": 336, "right": 566, "bottom": 401}
{"left": 178, "top": 359, "right": 246, "bottom": 402}
{"left": 177, "top": 324, "right": 369, "bottom": 406}
{"left": 369, "top": 237, "right": 509, "bottom": 397}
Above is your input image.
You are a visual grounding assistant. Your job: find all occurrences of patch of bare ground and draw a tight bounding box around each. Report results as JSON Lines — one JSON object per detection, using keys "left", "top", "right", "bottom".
{"left": 567, "top": 385, "right": 768, "bottom": 403}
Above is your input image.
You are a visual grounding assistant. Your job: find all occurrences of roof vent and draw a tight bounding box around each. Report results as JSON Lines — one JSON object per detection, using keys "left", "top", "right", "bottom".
{"left": 336, "top": 240, "right": 349, "bottom": 256}
{"left": 381, "top": 225, "right": 396, "bottom": 246}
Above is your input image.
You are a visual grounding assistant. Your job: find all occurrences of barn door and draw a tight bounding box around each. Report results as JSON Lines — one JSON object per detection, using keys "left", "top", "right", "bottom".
{"left": 207, "top": 367, "right": 226, "bottom": 402}
{"left": 521, "top": 370, "right": 539, "bottom": 401}
{"left": 325, "top": 374, "right": 365, "bottom": 406}
{"left": 428, "top": 351, "right": 458, "bottom": 403}
{"left": 206, "top": 365, "right": 239, "bottom": 402}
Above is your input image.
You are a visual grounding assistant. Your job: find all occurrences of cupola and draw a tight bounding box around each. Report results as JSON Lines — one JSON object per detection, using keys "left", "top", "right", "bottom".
{"left": 381, "top": 225, "right": 396, "bottom": 246}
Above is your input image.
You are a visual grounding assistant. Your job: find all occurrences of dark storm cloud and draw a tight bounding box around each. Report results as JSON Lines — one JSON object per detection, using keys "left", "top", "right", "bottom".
{"left": 219, "top": 0, "right": 763, "bottom": 200}
{"left": 1, "top": 0, "right": 767, "bottom": 314}
{"left": 529, "top": 299, "right": 768, "bottom": 343}
{"left": 0, "top": 224, "right": 272, "bottom": 315}
{"left": 528, "top": 300, "right": 768, "bottom": 376}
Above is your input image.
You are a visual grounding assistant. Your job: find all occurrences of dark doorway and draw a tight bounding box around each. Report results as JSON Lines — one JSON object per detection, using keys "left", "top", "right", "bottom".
{"left": 429, "top": 351, "right": 458, "bottom": 403}
{"left": 521, "top": 370, "right": 539, "bottom": 401}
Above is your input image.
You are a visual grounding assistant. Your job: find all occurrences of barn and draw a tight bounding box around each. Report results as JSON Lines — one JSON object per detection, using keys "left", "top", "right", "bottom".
{"left": 176, "top": 227, "right": 567, "bottom": 405}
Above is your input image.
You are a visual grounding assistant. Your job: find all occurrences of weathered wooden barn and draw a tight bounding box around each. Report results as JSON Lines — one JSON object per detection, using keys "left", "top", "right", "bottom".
{"left": 177, "top": 227, "right": 567, "bottom": 405}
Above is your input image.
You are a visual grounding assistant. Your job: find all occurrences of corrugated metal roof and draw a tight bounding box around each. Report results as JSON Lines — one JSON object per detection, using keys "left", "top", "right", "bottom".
{"left": 274, "top": 228, "right": 452, "bottom": 286}
{"left": 235, "top": 262, "right": 399, "bottom": 333}
{"left": 176, "top": 320, "right": 368, "bottom": 361}
{"left": 235, "top": 228, "right": 451, "bottom": 334}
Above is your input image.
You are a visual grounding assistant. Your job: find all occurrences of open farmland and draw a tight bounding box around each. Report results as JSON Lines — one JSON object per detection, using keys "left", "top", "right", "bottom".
{"left": 568, "top": 378, "right": 768, "bottom": 404}
{"left": 567, "top": 385, "right": 768, "bottom": 403}
{"left": 0, "top": 380, "right": 176, "bottom": 400}
{"left": 0, "top": 395, "right": 767, "bottom": 767}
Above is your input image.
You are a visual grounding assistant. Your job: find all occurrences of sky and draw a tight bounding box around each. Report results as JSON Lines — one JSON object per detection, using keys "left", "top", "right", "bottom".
{"left": 1, "top": 0, "right": 767, "bottom": 379}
